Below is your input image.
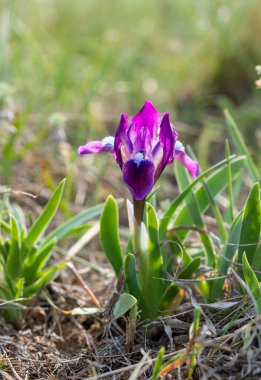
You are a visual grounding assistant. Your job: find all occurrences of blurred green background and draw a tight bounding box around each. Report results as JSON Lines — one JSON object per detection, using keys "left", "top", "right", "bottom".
{"left": 0, "top": 0, "right": 260, "bottom": 181}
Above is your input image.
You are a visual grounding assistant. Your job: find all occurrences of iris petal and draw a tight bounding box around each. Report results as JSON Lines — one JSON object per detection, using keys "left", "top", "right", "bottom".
{"left": 174, "top": 141, "right": 199, "bottom": 178}
{"left": 78, "top": 138, "right": 114, "bottom": 155}
{"left": 154, "top": 113, "right": 176, "bottom": 180}
{"left": 122, "top": 159, "right": 155, "bottom": 200}
{"left": 114, "top": 113, "right": 129, "bottom": 167}
{"left": 131, "top": 100, "right": 160, "bottom": 140}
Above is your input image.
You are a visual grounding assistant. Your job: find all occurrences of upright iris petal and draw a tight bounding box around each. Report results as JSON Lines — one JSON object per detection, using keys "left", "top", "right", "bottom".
{"left": 114, "top": 113, "right": 129, "bottom": 168}
{"left": 78, "top": 101, "right": 199, "bottom": 200}
{"left": 131, "top": 100, "right": 160, "bottom": 140}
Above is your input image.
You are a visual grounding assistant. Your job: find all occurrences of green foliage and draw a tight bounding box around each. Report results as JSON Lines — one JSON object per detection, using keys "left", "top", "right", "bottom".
{"left": 2, "top": 1, "right": 261, "bottom": 118}
{"left": 238, "top": 183, "right": 261, "bottom": 267}
{"left": 159, "top": 155, "right": 246, "bottom": 239}
{"left": 242, "top": 253, "right": 261, "bottom": 315}
{"left": 151, "top": 347, "right": 165, "bottom": 380}
{"left": 43, "top": 201, "right": 108, "bottom": 244}
{"left": 100, "top": 195, "right": 123, "bottom": 275}
{"left": 101, "top": 197, "right": 200, "bottom": 320}
{"left": 224, "top": 110, "right": 260, "bottom": 181}
{"left": 175, "top": 159, "right": 216, "bottom": 267}
{"left": 113, "top": 293, "right": 137, "bottom": 319}
{"left": 99, "top": 119, "right": 260, "bottom": 319}
{"left": 140, "top": 203, "right": 163, "bottom": 319}
{"left": 0, "top": 180, "right": 66, "bottom": 322}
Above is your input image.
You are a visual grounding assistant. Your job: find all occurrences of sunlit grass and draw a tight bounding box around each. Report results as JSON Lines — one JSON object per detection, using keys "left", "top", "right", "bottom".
{"left": 0, "top": 0, "right": 260, "bottom": 117}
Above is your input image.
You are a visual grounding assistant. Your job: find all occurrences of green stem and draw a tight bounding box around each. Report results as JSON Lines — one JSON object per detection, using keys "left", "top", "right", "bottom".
{"left": 132, "top": 198, "right": 145, "bottom": 254}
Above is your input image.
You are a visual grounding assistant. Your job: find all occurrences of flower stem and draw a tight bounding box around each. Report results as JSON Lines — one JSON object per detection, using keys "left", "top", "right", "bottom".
{"left": 132, "top": 198, "right": 146, "bottom": 258}
{"left": 133, "top": 198, "right": 145, "bottom": 226}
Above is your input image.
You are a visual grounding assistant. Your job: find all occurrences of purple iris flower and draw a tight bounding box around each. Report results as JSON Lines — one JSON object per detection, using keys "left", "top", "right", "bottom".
{"left": 78, "top": 101, "right": 199, "bottom": 201}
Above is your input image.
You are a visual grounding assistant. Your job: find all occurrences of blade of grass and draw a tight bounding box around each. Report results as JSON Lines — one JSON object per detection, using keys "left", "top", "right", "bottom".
{"left": 226, "top": 140, "right": 234, "bottom": 222}
{"left": 224, "top": 109, "right": 259, "bottom": 181}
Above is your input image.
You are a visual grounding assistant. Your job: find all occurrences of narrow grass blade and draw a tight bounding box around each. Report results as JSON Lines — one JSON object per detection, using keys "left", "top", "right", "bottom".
{"left": 226, "top": 140, "right": 234, "bottom": 222}
{"left": 43, "top": 202, "right": 109, "bottom": 244}
{"left": 160, "top": 258, "right": 200, "bottom": 310}
{"left": 128, "top": 352, "right": 149, "bottom": 380}
{"left": 178, "top": 257, "right": 201, "bottom": 279}
{"left": 224, "top": 109, "right": 259, "bottom": 181}
{"left": 151, "top": 347, "right": 165, "bottom": 380}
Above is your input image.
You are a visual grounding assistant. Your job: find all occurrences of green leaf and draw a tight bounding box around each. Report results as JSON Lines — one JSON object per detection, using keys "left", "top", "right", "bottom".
{"left": 124, "top": 253, "right": 142, "bottom": 300}
{"left": 113, "top": 293, "right": 137, "bottom": 319}
{"left": 43, "top": 201, "right": 119, "bottom": 245}
{"left": 225, "top": 140, "right": 234, "bottom": 222}
{"left": 159, "top": 155, "right": 246, "bottom": 239}
{"left": 100, "top": 195, "right": 123, "bottom": 275}
{"left": 160, "top": 258, "right": 200, "bottom": 310}
{"left": 242, "top": 252, "right": 261, "bottom": 315}
{"left": 124, "top": 253, "right": 149, "bottom": 319}
{"left": 26, "top": 179, "right": 66, "bottom": 245}
{"left": 224, "top": 109, "right": 259, "bottom": 181}
{"left": 24, "top": 238, "right": 57, "bottom": 279}
{"left": 210, "top": 211, "right": 243, "bottom": 301}
{"left": 141, "top": 203, "right": 163, "bottom": 319}
{"left": 238, "top": 183, "right": 261, "bottom": 266}
{"left": 151, "top": 347, "right": 165, "bottom": 380}
{"left": 6, "top": 215, "right": 21, "bottom": 279}
{"left": 24, "top": 266, "right": 58, "bottom": 297}
{"left": 15, "top": 277, "right": 24, "bottom": 298}
{"left": 0, "top": 219, "right": 10, "bottom": 233}
{"left": 178, "top": 257, "right": 201, "bottom": 279}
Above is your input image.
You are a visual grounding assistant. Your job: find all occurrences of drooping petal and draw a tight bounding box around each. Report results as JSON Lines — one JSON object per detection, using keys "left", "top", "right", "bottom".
{"left": 174, "top": 140, "right": 199, "bottom": 178}
{"left": 78, "top": 136, "right": 114, "bottom": 155}
{"left": 154, "top": 113, "right": 176, "bottom": 180}
{"left": 122, "top": 159, "right": 155, "bottom": 200}
{"left": 131, "top": 100, "right": 160, "bottom": 140}
{"left": 114, "top": 113, "right": 130, "bottom": 167}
